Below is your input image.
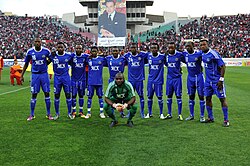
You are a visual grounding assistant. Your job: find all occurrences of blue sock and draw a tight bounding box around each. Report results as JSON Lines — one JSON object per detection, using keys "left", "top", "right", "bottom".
{"left": 148, "top": 98, "right": 153, "bottom": 115}
{"left": 99, "top": 98, "right": 104, "bottom": 113}
{"left": 140, "top": 96, "right": 145, "bottom": 115}
{"left": 72, "top": 98, "right": 76, "bottom": 113}
{"left": 79, "top": 98, "right": 84, "bottom": 113}
{"left": 45, "top": 97, "right": 51, "bottom": 115}
{"left": 87, "top": 98, "right": 92, "bottom": 113}
{"left": 158, "top": 98, "right": 163, "bottom": 114}
{"left": 66, "top": 99, "right": 72, "bottom": 115}
{"left": 206, "top": 105, "right": 214, "bottom": 119}
{"left": 30, "top": 99, "right": 37, "bottom": 116}
{"left": 189, "top": 100, "right": 195, "bottom": 117}
{"left": 200, "top": 100, "right": 205, "bottom": 117}
{"left": 167, "top": 98, "right": 172, "bottom": 115}
{"left": 54, "top": 99, "right": 60, "bottom": 115}
{"left": 222, "top": 107, "right": 228, "bottom": 121}
{"left": 177, "top": 99, "right": 182, "bottom": 115}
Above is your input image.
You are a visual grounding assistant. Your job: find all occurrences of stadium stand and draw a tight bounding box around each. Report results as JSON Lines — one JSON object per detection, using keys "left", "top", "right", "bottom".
{"left": 0, "top": 16, "right": 92, "bottom": 59}
{"left": 0, "top": 14, "right": 249, "bottom": 58}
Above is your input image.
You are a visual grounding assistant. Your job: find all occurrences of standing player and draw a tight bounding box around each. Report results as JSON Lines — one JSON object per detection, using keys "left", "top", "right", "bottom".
{"left": 86, "top": 46, "right": 107, "bottom": 119}
{"left": 124, "top": 43, "right": 148, "bottom": 118}
{"left": 104, "top": 73, "right": 137, "bottom": 127}
{"left": 200, "top": 39, "right": 229, "bottom": 127}
{"left": 105, "top": 47, "right": 127, "bottom": 83}
{"left": 20, "top": 37, "right": 53, "bottom": 121}
{"left": 165, "top": 42, "right": 185, "bottom": 121}
{"left": 183, "top": 42, "right": 205, "bottom": 122}
{"left": 50, "top": 42, "right": 73, "bottom": 120}
{"left": 145, "top": 43, "right": 165, "bottom": 119}
{"left": 71, "top": 44, "right": 88, "bottom": 118}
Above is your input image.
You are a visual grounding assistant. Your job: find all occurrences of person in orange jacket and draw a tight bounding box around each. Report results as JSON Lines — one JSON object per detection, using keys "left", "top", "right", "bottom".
{"left": 10, "top": 59, "right": 23, "bottom": 85}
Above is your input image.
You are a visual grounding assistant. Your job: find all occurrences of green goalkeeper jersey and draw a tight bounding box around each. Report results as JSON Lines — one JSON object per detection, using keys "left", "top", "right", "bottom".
{"left": 105, "top": 80, "right": 136, "bottom": 102}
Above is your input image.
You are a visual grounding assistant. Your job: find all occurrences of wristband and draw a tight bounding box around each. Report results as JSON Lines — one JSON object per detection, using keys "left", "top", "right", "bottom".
{"left": 219, "top": 77, "right": 224, "bottom": 81}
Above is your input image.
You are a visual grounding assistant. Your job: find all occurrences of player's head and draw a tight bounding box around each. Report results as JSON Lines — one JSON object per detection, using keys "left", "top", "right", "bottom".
{"left": 75, "top": 44, "right": 83, "bottom": 56}
{"left": 150, "top": 43, "right": 159, "bottom": 55}
{"left": 57, "top": 42, "right": 65, "bottom": 55}
{"left": 115, "top": 72, "right": 124, "bottom": 86}
{"left": 91, "top": 46, "right": 98, "bottom": 56}
{"left": 199, "top": 38, "right": 209, "bottom": 53}
{"left": 14, "top": 59, "right": 18, "bottom": 65}
{"left": 112, "top": 47, "right": 119, "bottom": 57}
{"left": 130, "top": 43, "right": 137, "bottom": 55}
{"left": 34, "top": 38, "right": 42, "bottom": 50}
{"left": 185, "top": 41, "right": 194, "bottom": 54}
{"left": 105, "top": 0, "right": 116, "bottom": 15}
{"left": 168, "top": 41, "right": 176, "bottom": 54}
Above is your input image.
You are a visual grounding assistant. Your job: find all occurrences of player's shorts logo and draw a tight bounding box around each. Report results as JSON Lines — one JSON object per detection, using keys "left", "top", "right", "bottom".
{"left": 207, "top": 58, "right": 210, "bottom": 62}
{"left": 89, "top": 61, "right": 92, "bottom": 66}
{"left": 159, "top": 60, "right": 162, "bottom": 63}
{"left": 42, "top": 55, "right": 46, "bottom": 58}
{"left": 138, "top": 57, "right": 141, "bottom": 61}
{"left": 98, "top": 61, "right": 102, "bottom": 64}
{"left": 65, "top": 59, "right": 68, "bottom": 62}
{"left": 119, "top": 62, "right": 122, "bottom": 65}
{"left": 175, "top": 58, "right": 179, "bottom": 61}
{"left": 195, "top": 58, "right": 198, "bottom": 61}
{"left": 149, "top": 60, "right": 152, "bottom": 64}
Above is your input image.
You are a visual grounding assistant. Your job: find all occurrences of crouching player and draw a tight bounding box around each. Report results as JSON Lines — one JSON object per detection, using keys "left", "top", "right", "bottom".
{"left": 104, "top": 73, "right": 137, "bottom": 127}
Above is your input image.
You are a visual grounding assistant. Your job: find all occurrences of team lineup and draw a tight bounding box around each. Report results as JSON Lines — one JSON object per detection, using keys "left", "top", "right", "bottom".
{"left": 20, "top": 38, "right": 229, "bottom": 127}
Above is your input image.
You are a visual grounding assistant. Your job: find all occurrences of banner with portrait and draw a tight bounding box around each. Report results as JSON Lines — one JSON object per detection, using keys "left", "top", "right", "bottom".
{"left": 98, "top": 0, "right": 126, "bottom": 47}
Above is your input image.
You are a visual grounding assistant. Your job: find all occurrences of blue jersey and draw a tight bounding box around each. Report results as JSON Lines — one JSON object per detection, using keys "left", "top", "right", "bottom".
{"left": 71, "top": 53, "right": 88, "bottom": 81}
{"left": 124, "top": 51, "right": 148, "bottom": 82}
{"left": 165, "top": 51, "right": 185, "bottom": 79}
{"left": 105, "top": 55, "right": 126, "bottom": 81}
{"left": 87, "top": 56, "right": 107, "bottom": 85}
{"left": 147, "top": 53, "right": 165, "bottom": 84}
{"left": 50, "top": 52, "right": 72, "bottom": 76}
{"left": 183, "top": 50, "right": 203, "bottom": 77}
{"left": 202, "top": 49, "right": 225, "bottom": 83}
{"left": 25, "top": 47, "right": 51, "bottom": 74}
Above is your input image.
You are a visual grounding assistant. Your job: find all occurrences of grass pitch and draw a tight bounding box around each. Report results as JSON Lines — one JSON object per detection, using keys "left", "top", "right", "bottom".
{"left": 0, "top": 66, "right": 249, "bottom": 165}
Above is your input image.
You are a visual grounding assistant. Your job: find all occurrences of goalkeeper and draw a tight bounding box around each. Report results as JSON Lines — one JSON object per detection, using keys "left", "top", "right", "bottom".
{"left": 104, "top": 72, "right": 137, "bottom": 127}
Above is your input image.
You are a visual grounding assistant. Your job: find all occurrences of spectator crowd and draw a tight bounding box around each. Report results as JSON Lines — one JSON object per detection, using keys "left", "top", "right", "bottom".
{"left": 0, "top": 14, "right": 249, "bottom": 58}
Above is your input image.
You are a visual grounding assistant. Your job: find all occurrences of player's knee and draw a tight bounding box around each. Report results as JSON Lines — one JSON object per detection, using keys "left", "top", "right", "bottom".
{"left": 148, "top": 96, "right": 153, "bottom": 100}
{"left": 65, "top": 93, "right": 71, "bottom": 99}
{"left": 199, "top": 95, "right": 204, "bottom": 100}
{"left": 139, "top": 96, "right": 144, "bottom": 100}
{"left": 157, "top": 96, "right": 162, "bottom": 100}
{"left": 189, "top": 94, "right": 195, "bottom": 100}
{"left": 55, "top": 93, "right": 60, "bottom": 99}
{"left": 32, "top": 93, "right": 37, "bottom": 99}
{"left": 44, "top": 92, "right": 50, "bottom": 98}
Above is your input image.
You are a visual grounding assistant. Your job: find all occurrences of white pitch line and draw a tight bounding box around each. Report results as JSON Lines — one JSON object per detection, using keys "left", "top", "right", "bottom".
{"left": 0, "top": 86, "right": 30, "bottom": 96}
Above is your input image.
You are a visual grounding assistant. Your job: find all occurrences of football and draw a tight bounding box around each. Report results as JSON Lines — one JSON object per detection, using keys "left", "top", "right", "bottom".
{"left": 116, "top": 103, "right": 123, "bottom": 112}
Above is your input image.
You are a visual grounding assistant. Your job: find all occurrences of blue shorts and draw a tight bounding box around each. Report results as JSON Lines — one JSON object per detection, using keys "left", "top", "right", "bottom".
{"left": 71, "top": 79, "right": 86, "bottom": 97}
{"left": 130, "top": 81, "right": 144, "bottom": 96}
{"left": 187, "top": 73, "right": 204, "bottom": 96}
{"left": 166, "top": 77, "right": 182, "bottom": 97}
{"left": 31, "top": 73, "right": 50, "bottom": 94}
{"left": 87, "top": 85, "right": 103, "bottom": 98}
{"left": 147, "top": 82, "right": 163, "bottom": 97}
{"left": 54, "top": 75, "right": 71, "bottom": 94}
{"left": 204, "top": 81, "right": 226, "bottom": 98}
